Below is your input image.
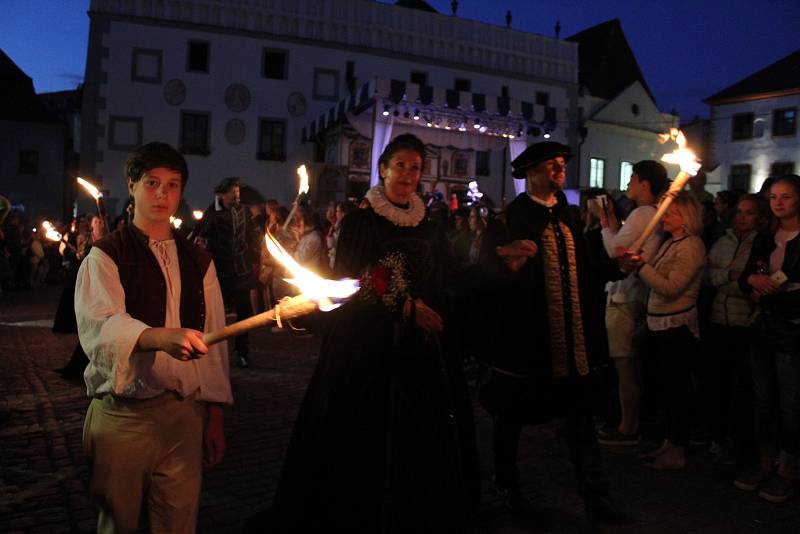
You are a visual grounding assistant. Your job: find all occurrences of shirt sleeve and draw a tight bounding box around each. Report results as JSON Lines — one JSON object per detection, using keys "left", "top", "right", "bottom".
{"left": 601, "top": 206, "right": 650, "bottom": 258}
{"left": 75, "top": 247, "right": 151, "bottom": 395}
{"left": 197, "top": 260, "right": 233, "bottom": 404}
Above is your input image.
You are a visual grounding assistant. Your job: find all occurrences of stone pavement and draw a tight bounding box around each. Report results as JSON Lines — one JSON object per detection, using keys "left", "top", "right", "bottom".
{"left": 1, "top": 284, "right": 799, "bottom": 533}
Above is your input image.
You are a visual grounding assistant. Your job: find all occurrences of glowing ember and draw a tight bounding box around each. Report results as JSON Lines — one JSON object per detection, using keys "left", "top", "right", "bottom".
{"left": 192, "top": 210, "right": 204, "bottom": 220}
{"left": 297, "top": 165, "right": 310, "bottom": 196}
{"left": 77, "top": 177, "right": 103, "bottom": 200}
{"left": 660, "top": 130, "right": 701, "bottom": 176}
{"left": 264, "top": 231, "right": 359, "bottom": 311}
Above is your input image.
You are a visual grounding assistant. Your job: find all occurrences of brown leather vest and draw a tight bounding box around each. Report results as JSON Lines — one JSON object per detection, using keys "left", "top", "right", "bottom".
{"left": 93, "top": 225, "right": 212, "bottom": 330}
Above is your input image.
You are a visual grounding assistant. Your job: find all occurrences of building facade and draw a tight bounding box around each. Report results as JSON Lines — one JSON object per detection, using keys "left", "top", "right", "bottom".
{"left": 567, "top": 19, "right": 679, "bottom": 192}
{"left": 81, "top": 0, "right": 579, "bottom": 214}
{"left": 705, "top": 49, "right": 800, "bottom": 192}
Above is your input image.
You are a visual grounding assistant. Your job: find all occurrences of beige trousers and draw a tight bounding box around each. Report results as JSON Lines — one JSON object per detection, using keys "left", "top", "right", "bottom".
{"left": 83, "top": 392, "right": 205, "bottom": 534}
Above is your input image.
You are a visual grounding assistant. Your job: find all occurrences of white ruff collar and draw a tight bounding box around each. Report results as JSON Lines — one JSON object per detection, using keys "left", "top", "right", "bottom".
{"left": 365, "top": 186, "right": 425, "bottom": 227}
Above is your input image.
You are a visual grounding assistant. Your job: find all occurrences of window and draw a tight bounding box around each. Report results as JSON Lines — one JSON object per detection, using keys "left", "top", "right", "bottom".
{"left": 589, "top": 158, "right": 605, "bottom": 188}
{"left": 18, "top": 150, "right": 38, "bottom": 175}
{"left": 187, "top": 41, "right": 209, "bottom": 72}
{"left": 731, "top": 113, "right": 754, "bottom": 140}
{"left": 454, "top": 78, "right": 471, "bottom": 92}
{"left": 313, "top": 68, "right": 340, "bottom": 101}
{"left": 257, "top": 119, "right": 287, "bottom": 161}
{"left": 131, "top": 48, "right": 162, "bottom": 83}
{"left": 108, "top": 116, "right": 143, "bottom": 151}
{"left": 262, "top": 48, "right": 288, "bottom": 80}
{"left": 180, "top": 112, "right": 210, "bottom": 155}
{"left": 410, "top": 70, "right": 428, "bottom": 86}
{"left": 771, "top": 161, "right": 795, "bottom": 177}
{"left": 535, "top": 91, "right": 550, "bottom": 107}
{"left": 452, "top": 152, "right": 468, "bottom": 177}
{"left": 476, "top": 151, "right": 491, "bottom": 176}
{"left": 620, "top": 161, "right": 633, "bottom": 191}
{"left": 501, "top": 86, "right": 509, "bottom": 98}
{"left": 345, "top": 60, "right": 355, "bottom": 93}
{"left": 773, "top": 107, "right": 797, "bottom": 137}
{"left": 730, "top": 164, "right": 751, "bottom": 192}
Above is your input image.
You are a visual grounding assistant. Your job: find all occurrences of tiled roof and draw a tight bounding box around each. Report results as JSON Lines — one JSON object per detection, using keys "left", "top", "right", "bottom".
{"left": 566, "top": 19, "right": 654, "bottom": 102}
{"left": 394, "top": 0, "right": 438, "bottom": 13}
{"left": 705, "top": 48, "right": 800, "bottom": 104}
{"left": 0, "top": 49, "right": 60, "bottom": 123}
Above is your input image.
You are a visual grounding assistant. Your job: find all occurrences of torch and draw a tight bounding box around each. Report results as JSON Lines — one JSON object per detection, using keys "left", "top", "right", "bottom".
{"left": 202, "top": 231, "right": 359, "bottom": 346}
{"left": 42, "top": 221, "right": 77, "bottom": 253}
{"left": 77, "top": 176, "right": 109, "bottom": 235}
{"left": 282, "top": 165, "right": 310, "bottom": 232}
{"left": 628, "top": 130, "right": 701, "bottom": 253}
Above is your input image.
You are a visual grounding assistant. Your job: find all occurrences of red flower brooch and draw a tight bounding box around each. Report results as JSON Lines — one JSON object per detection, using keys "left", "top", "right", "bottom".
{"left": 359, "top": 251, "right": 410, "bottom": 310}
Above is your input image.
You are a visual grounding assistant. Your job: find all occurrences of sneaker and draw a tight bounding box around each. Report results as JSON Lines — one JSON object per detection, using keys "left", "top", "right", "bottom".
{"left": 734, "top": 467, "right": 772, "bottom": 491}
{"left": 598, "top": 429, "right": 640, "bottom": 446}
{"left": 758, "top": 474, "right": 794, "bottom": 504}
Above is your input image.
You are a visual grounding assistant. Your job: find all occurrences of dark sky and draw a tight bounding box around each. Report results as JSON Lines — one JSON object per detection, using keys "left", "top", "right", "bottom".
{"left": 2, "top": 0, "right": 798, "bottom": 120}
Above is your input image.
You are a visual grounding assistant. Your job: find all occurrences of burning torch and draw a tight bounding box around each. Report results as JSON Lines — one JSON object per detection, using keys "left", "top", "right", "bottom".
{"left": 628, "top": 129, "right": 702, "bottom": 253}
{"left": 202, "top": 231, "right": 359, "bottom": 345}
{"left": 77, "top": 177, "right": 109, "bottom": 235}
{"left": 282, "top": 165, "right": 310, "bottom": 232}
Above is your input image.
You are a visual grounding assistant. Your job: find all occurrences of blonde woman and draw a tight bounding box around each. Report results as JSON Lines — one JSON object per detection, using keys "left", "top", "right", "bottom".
{"left": 623, "top": 192, "right": 706, "bottom": 470}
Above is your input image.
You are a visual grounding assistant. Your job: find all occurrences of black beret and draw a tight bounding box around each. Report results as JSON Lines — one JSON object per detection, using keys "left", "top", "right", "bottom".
{"left": 511, "top": 142, "right": 572, "bottom": 178}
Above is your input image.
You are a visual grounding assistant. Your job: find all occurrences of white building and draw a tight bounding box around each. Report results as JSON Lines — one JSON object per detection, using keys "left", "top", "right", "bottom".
{"left": 80, "top": 0, "right": 580, "bottom": 215}
{"left": 566, "top": 20, "right": 678, "bottom": 192}
{"left": 705, "top": 48, "right": 800, "bottom": 192}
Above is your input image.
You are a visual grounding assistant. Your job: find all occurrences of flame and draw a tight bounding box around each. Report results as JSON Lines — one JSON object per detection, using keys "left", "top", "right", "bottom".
{"left": 192, "top": 210, "right": 204, "bottom": 220}
{"left": 42, "top": 221, "right": 63, "bottom": 243}
{"left": 660, "top": 129, "right": 701, "bottom": 177}
{"left": 172, "top": 217, "right": 183, "bottom": 229}
{"left": 297, "top": 165, "right": 310, "bottom": 196}
{"left": 77, "top": 177, "right": 103, "bottom": 200}
{"left": 264, "top": 231, "right": 359, "bottom": 311}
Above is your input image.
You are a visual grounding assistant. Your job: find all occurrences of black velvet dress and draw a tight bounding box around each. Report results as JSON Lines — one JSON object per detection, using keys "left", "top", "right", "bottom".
{"left": 270, "top": 206, "right": 480, "bottom": 533}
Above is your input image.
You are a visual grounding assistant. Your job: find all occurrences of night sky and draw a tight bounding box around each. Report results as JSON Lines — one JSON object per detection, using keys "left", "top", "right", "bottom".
{"left": 2, "top": 0, "right": 799, "bottom": 121}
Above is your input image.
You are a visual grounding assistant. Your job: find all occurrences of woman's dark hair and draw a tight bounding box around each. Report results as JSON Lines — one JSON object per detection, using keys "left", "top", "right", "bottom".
{"left": 377, "top": 133, "right": 426, "bottom": 170}
{"left": 716, "top": 189, "right": 740, "bottom": 209}
{"left": 125, "top": 142, "right": 189, "bottom": 188}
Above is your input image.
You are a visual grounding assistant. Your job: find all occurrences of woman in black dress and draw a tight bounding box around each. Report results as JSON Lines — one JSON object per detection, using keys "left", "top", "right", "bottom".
{"left": 269, "top": 134, "right": 480, "bottom": 532}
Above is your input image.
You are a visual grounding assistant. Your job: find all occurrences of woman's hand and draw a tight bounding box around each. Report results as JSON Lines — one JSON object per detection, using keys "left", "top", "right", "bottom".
{"left": 747, "top": 274, "right": 779, "bottom": 297}
{"left": 618, "top": 251, "right": 645, "bottom": 273}
{"left": 404, "top": 298, "right": 443, "bottom": 334}
{"left": 137, "top": 327, "right": 209, "bottom": 360}
{"left": 496, "top": 240, "right": 538, "bottom": 272}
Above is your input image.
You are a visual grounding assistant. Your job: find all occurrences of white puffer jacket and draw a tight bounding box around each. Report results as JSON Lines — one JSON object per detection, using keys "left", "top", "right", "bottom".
{"left": 707, "top": 229, "right": 757, "bottom": 327}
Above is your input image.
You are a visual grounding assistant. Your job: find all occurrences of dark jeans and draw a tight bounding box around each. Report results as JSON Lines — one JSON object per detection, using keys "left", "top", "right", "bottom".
{"left": 493, "top": 412, "right": 608, "bottom": 501}
{"left": 220, "top": 278, "right": 254, "bottom": 357}
{"left": 751, "top": 340, "right": 800, "bottom": 459}
{"left": 708, "top": 324, "right": 755, "bottom": 462}
{"left": 651, "top": 326, "right": 697, "bottom": 447}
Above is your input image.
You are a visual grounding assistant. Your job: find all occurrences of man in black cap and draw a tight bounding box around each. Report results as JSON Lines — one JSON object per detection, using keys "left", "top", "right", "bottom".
{"left": 194, "top": 177, "right": 262, "bottom": 368}
{"left": 478, "top": 141, "right": 626, "bottom": 524}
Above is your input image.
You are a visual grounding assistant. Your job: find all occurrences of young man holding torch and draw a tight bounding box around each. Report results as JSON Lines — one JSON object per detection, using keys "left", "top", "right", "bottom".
{"left": 75, "top": 142, "right": 232, "bottom": 533}
{"left": 595, "top": 161, "right": 668, "bottom": 446}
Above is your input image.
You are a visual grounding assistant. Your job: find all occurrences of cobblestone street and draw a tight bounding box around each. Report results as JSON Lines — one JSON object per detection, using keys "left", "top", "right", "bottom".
{"left": 1, "top": 284, "right": 798, "bottom": 533}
